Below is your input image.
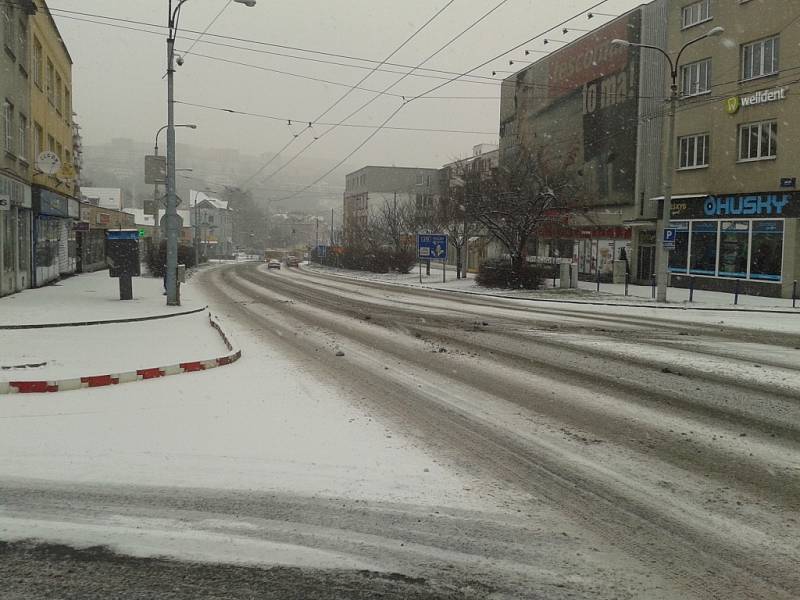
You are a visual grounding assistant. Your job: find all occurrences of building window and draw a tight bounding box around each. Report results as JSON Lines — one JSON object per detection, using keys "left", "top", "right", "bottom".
{"left": 741, "top": 36, "right": 779, "bottom": 81}
{"left": 2, "top": 5, "right": 13, "bottom": 53}
{"left": 55, "top": 141, "right": 63, "bottom": 160}
{"left": 17, "top": 18, "right": 26, "bottom": 68}
{"left": 55, "top": 73, "right": 63, "bottom": 113}
{"left": 32, "top": 36, "right": 42, "bottom": 86}
{"left": 718, "top": 221, "right": 749, "bottom": 278}
{"left": 416, "top": 174, "right": 423, "bottom": 185}
{"left": 750, "top": 220, "right": 783, "bottom": 280}
{"left": 689, "top": 221, "right": 718, "bottom": 276}
{"left": 65, "top": 148, "right": 70, "bottom": 164}
{"left": 18, "top": 114, "right": 26, "bottom": 160}
{"left": 668, "top": 221, "right": 690, "bottom": 273}
{"left": 682, "top": 0, "right": 711, "bottom": 29}
{"left": 33, "top": 121, "right": 42, "bottom": 155}
{"left": 46, "top": 58, "right": 55, "bottom": 104}
{"left": 678, "top": 133, "right": 709, "bottom": 169}
{"left": 64, "top": 89, "right": 71, "bottom": 120}
{"left": 738, "top": 120, "right": 777, "bottom": 161}
{"left": 680, "top": 59, "right": 711, "bottom": 96}
{"left": 47, "top": 134, "right": 55, "bottom": 152}
{"left": 3, "top": 101, "right": 13, "bottom": 152}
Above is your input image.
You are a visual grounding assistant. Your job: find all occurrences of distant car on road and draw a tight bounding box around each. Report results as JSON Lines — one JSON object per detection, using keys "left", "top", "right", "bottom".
{"left": 286, "top": 256, "right": 301, "bottom": 267}
{"left": 267, "top": 259, "right": 281, "bottom": 270}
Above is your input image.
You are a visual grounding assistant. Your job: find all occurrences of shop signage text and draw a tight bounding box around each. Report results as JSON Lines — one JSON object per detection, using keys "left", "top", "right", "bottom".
{"left": 725, "top": 87, "right": 787, "bottom": 115}
{"left": 704, "top": 194, "right": 790, "bottom": 217}
{"left": 670, "top": 192, "right": 799, "bottom": 219}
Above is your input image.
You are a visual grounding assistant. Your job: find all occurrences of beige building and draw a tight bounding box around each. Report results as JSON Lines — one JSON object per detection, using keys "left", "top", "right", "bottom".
{"left": 640, "top": 0, "right": 799, "bottom": 298}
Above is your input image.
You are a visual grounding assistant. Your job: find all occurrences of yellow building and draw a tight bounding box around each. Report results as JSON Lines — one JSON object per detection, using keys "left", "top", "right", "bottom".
{"left": 30, "top": 0, "right": 74, "bottom": 195}
{"left": 29, "top": 0, "right": 79, "bottom": 285}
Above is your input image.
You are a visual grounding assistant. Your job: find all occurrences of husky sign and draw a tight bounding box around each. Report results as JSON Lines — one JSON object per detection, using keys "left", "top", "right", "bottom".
{"left": 417, "top": 234, "right": 448, "bottom": 261}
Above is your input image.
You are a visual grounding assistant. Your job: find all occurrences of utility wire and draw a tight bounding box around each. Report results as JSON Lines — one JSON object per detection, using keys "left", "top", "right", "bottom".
{"left": 272, "top": 0, "right": 616, "bottom": 203}
{"left": 174, "top": 100, "right": 500, "bottom": 135}
{"left": 240, "top": 0, "right": 458, "bottom": 187}
{"left": 248, "top": 0, "right": 513, "bottom": 189}
{"left": 179, "top": 0, "right": 231, "bottom": 60}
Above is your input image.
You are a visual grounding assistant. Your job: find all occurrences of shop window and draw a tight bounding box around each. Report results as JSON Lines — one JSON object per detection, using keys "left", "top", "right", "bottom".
{"left": 718, "top": 221, "right": 749, "bottom": 278}
{"left": 741, "top": 36, "right": 779, "bottom": 81}
{"left": 682, "top": 0, "right": 711, "bottom": 28}
{"left": 738, "top": 120, "right": 777, "bottom": 161}
{"left": 668, "top": 221, "right": 689, "bottom": 273}
{"left": 680, "top": 59, "right": 711, "bottom": 96}
{"left": 678, "top": 133, "right": 709, "bottom": 169}
{"left": 750, "top": 220, "right": 783, "bottom": 281}
{"left": 689, "top": 221, "right": 718, "bottom": 276}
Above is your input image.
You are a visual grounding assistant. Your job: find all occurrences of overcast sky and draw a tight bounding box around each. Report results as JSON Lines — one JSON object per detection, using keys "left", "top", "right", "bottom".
{"left": 52, "top": 0, "right": 645, "bottom": 188}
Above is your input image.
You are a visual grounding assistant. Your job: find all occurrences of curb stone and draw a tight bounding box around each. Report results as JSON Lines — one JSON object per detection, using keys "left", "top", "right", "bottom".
{"left": 0, "top": 312, "right": 241, "bottom": 395}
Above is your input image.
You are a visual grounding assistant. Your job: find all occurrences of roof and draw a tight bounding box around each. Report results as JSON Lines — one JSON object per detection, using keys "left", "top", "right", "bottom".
{"left": 36, "top": 0, "right": 74, "bottom": 65}
{"left": 189, "top": 190, "right": 230, "bottom": 210}
{"left": 346, "top": 165, "right": 441, "bottom": 177}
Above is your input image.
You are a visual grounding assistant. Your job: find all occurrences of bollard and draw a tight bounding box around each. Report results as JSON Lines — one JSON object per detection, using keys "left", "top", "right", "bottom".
{"left": 793, "top": 280, "right": 797, "bottom": 309}
{"left": 624, "top": 272, "right": 629, "bottom": 297}
{"left": 553, "top": 264, "right": 558, "bottom": 288}
{"left": 689, "top": 276, "right": 695, "bottom": 303}
{"left": 734, "top": 278, "right": 740, "bottom": 306}
{"left": 651, "top": 274, "right": 656, "bottom": 299}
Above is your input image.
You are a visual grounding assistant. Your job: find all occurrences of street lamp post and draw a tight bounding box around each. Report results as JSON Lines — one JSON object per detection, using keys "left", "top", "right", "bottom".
{"left": 612, "top": 26, "right": 723, "bottom": 303}
{"left": 164, "top": 0, "right": 255, "bottom": 305}
{"left": 153, "top": 124, "right": 195, "bottom": 246}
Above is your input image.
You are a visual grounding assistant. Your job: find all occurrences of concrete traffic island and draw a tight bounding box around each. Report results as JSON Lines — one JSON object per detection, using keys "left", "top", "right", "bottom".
{"left": 0, "top": 271, "right": 241, "bottom": 395}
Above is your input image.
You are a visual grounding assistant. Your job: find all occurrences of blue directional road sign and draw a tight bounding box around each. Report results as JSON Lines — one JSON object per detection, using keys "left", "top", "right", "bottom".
{"left": 663, "top": 227, "right": 677, "bottom": 249}
{"left": 315, "top": 244, "right": 328, "bottom": 257}
{"left": 417, "top": 234, "right": 448, "bottom": 261}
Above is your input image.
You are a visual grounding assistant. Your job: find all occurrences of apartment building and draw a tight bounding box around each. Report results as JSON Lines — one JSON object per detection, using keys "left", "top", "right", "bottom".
{"left": 30, "top": 0, "right": 78, "bottom": 286}
{"left": 343, "top": 166, "right": 440, "bottom": 242}
{"left": 499, "top": 0, "right": 668, "bottom": 281}
{"left": 0, "top": 0, "right": 35, "bottom": 297}
{"left": 656, "top": 0, "right": 799, "bottom": 298}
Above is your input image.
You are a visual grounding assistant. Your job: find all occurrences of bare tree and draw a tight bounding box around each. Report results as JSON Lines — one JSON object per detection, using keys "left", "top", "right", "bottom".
{"left": 465, "top": 144, "right": 580, "bottom": 278}
{"left": 439, "top": 162, "right": 483, "bottom": 279}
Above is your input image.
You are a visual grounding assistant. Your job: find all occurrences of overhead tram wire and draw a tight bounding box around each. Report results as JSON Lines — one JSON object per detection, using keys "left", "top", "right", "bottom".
{"left": 50, "top": 11, "right": 640, "bottom": 100}
{"left": 45, "top": 5, "right": 502, "bottom": 85}
{"left": 239, "top": 0, "right": 458, "bottom": 187}
{"left": 173, "top": 100, "right": 499, "bottom": 135}
{"left": 272, "top": 0, "right": 617, "bottom": 203}
{"left": 246, "top": 0, "right": 514, "bottom": 189}
{"left": 178, "top": 0, "right": 232, "bottom": 61}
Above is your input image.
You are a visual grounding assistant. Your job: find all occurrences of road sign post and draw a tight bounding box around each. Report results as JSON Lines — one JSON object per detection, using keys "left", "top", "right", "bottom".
{"left": 417, "top": 234, "right": 448, "bottom": 284}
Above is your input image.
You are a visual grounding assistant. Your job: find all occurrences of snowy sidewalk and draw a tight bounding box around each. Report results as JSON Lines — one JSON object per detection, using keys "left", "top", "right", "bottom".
{"left": 0, "top": 270, "right": 205, "bottom": 327}
{"left": 305, "top": 264, "right": 800, "bottom": 312}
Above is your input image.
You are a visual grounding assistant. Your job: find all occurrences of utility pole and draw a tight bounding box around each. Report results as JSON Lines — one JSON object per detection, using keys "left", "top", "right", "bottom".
{"left": 315, "top": 217, "right": 319, "bottom": 263}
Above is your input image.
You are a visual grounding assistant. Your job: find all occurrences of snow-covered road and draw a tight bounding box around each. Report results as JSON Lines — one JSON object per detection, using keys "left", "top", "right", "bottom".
{"left": 2, "top": 261, "right": 799, "bottom": 599}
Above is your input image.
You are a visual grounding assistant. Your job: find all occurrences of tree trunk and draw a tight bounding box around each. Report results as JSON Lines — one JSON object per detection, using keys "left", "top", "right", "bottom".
{"left": 456, "top": 246, "right": 462, "bottom": 279}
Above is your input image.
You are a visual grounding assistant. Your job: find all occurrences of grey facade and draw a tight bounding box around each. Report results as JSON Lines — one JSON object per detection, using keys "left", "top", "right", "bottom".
{"left": 189, "top": 191, "right": 233, "bottom": 259}
{"left": 499, "top": 0, "right": 667, "bottom": 280}
{"left": 0, "top": 0, "right": 35, "bottom": 297}
{"left": 343, "top": 166, "right": 440, "bottom": 240}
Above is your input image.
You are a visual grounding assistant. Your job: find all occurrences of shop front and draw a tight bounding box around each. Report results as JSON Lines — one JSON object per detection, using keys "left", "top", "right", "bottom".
{"left": 0, "top": 174, "right": 33, "bottom": 297}
{"left": 32, "top": 187, "right": 78, "bottom": 287}
{"left": 666, "top": 192, "right": 798, "bottom": 298}
{"left": 537, "top": 223, "right": 632, "bottom": 282}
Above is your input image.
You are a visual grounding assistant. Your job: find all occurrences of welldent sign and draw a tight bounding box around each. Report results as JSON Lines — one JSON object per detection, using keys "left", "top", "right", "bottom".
{"left": 725, "top": 87, "right": 787, "bottom": 114}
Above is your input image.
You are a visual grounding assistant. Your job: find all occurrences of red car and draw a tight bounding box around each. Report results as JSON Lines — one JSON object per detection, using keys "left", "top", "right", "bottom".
{"left": 286, "top": 256, "right": 301, "bottom": 267}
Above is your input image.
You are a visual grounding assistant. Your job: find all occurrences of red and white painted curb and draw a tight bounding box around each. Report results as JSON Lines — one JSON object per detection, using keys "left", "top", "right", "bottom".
{"left": 0, "top": 312, "right": 241, "bottom": 395}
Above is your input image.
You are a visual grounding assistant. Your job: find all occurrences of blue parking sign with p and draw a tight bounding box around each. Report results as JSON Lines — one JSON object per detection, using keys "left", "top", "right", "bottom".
{"left": 663, "top": 228, "right": 677, "bottom": 249}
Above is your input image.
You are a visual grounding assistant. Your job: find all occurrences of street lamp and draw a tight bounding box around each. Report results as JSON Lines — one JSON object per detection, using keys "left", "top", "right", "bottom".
{"left": 612, "top": 26, "right": 723, "bottom": 303}
{"left": 164, "top": 0, "right": 255, "bottom": 305}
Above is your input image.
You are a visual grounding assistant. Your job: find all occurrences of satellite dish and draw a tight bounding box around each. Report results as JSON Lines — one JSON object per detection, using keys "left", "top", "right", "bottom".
{"left": 36, "top": 151, "right": 62, "bottom": 176}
